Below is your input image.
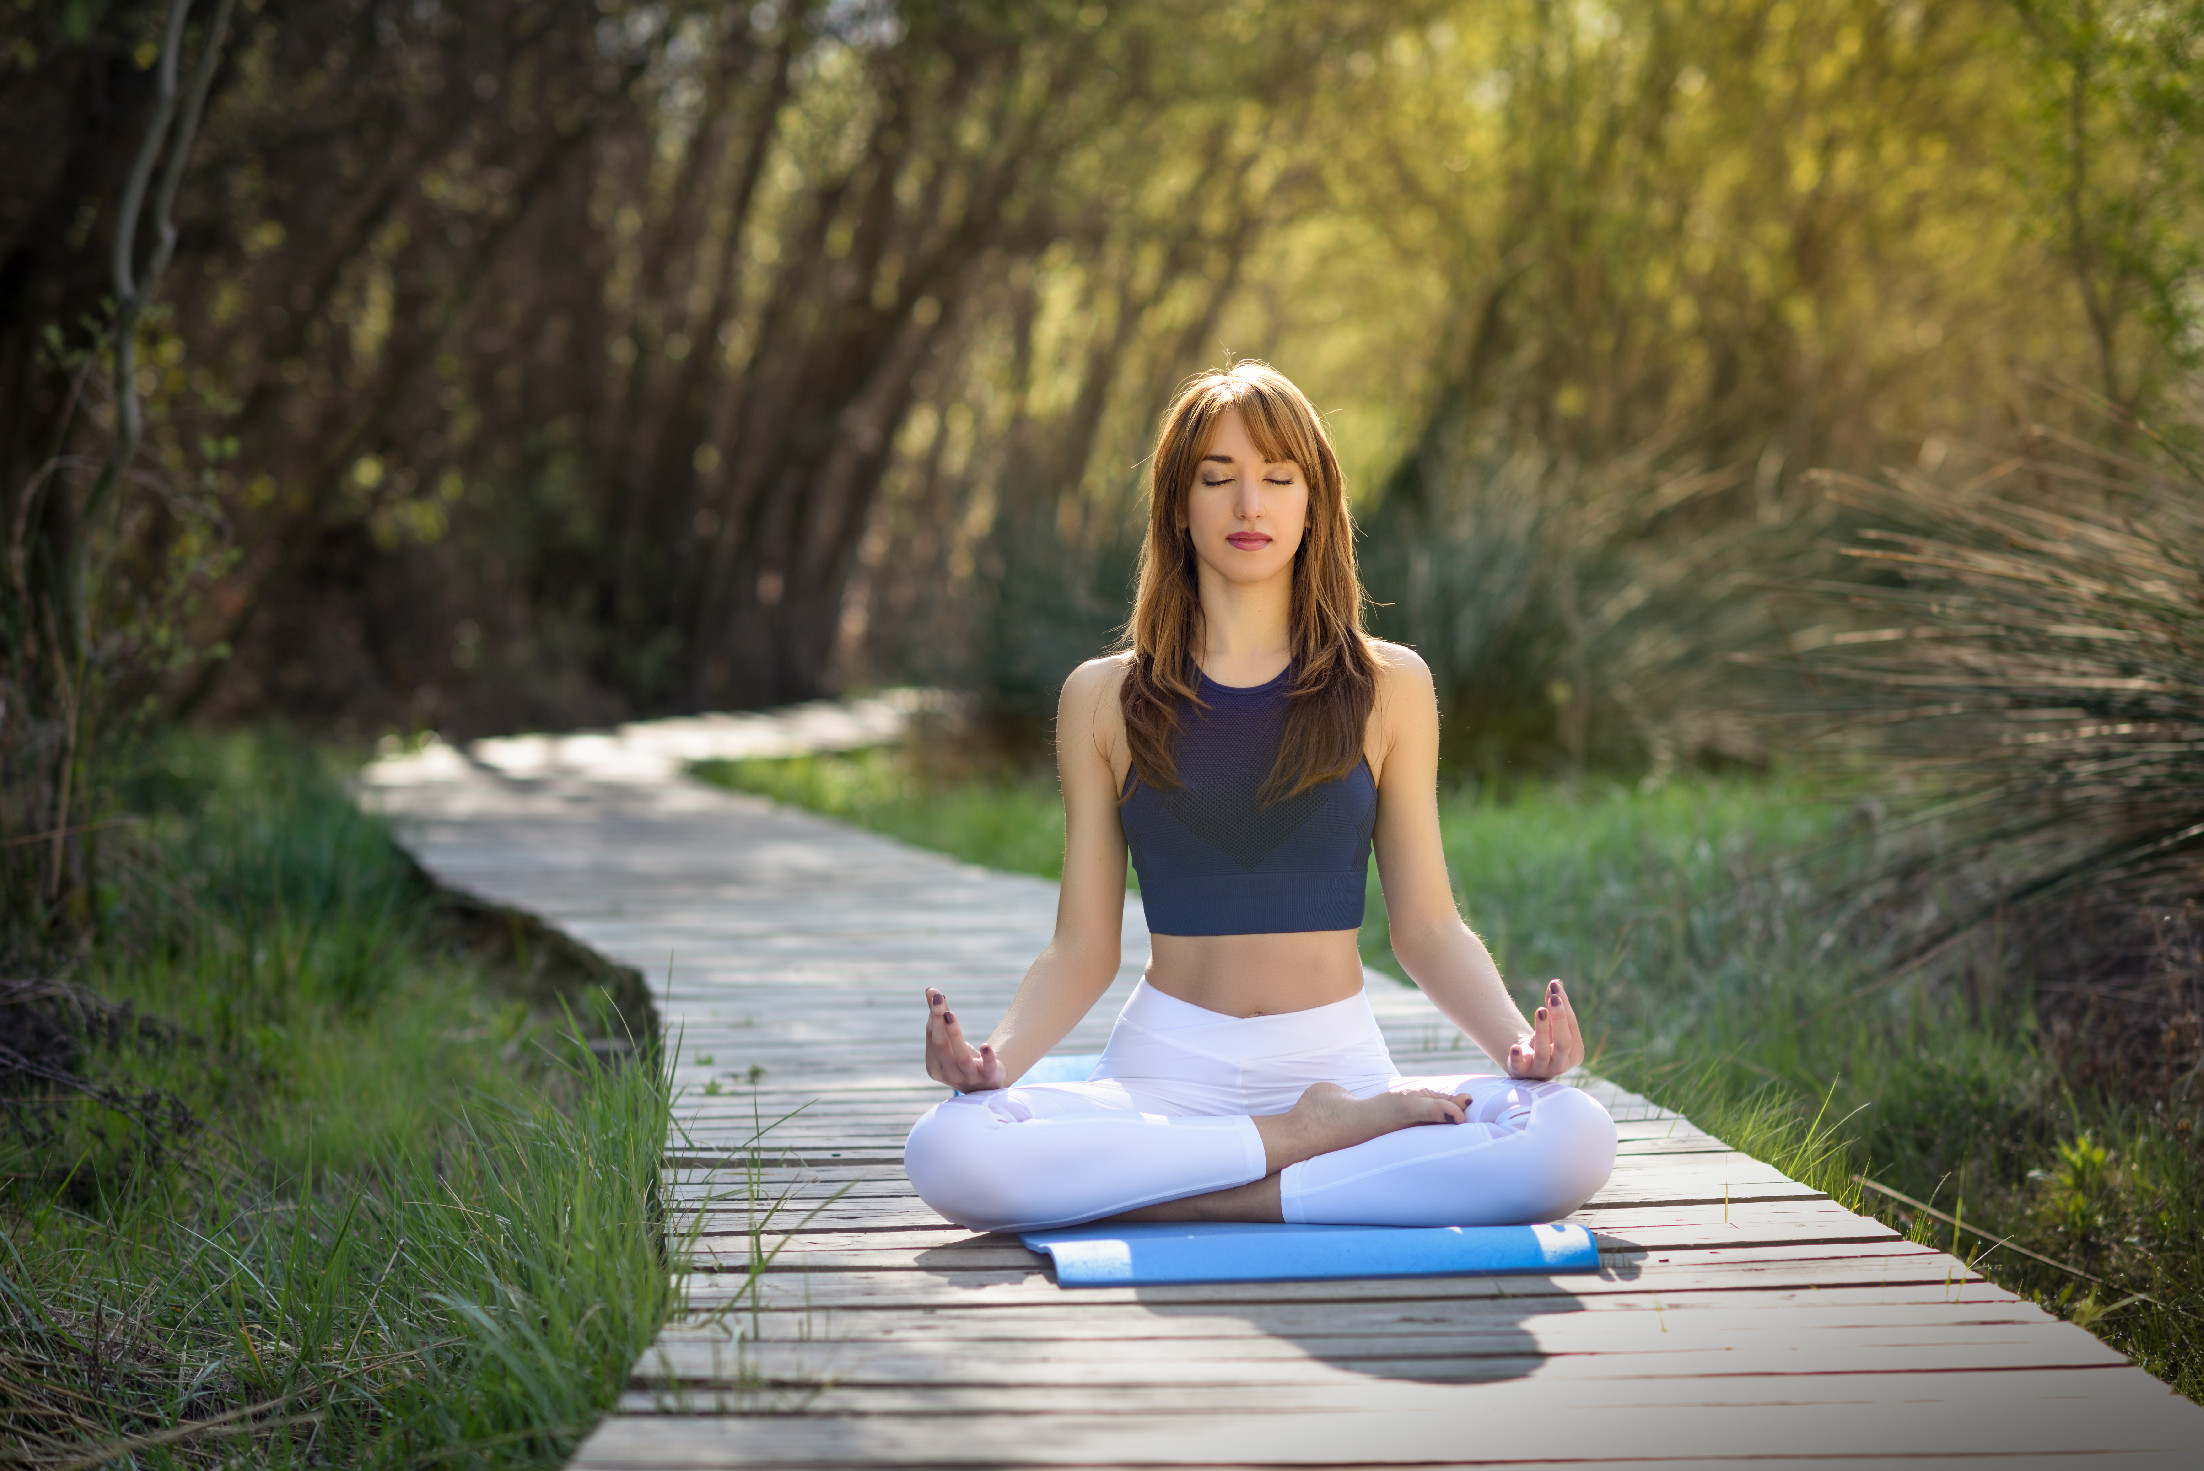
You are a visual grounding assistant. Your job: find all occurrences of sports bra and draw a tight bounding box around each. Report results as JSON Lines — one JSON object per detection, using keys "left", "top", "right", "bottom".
{"left": 1118, "top": 666, "right": 1377, "bottom": 936}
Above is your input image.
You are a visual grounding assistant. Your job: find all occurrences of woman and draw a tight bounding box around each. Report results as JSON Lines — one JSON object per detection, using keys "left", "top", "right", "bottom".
{"left": 904, "top": 362, "right": 1615, "bottom": 1233}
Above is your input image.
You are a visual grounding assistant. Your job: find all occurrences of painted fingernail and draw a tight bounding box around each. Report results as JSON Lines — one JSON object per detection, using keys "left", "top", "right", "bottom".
{"left": 943, "top": 1012, "right": 954, "bottom": 1024}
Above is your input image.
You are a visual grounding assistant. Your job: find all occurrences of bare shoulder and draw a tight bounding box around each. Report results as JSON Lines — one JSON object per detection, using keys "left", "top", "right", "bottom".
{"left": 1366, "top": 638, "right": 1435, "bottom": 699}
{"left": 1060, "top": 652, "right": 1132, "bottom": 718}
{"left": 1058, "top": 653, "right": 1132, "bottom": 756}
{"left": 1364, "top": 639, "right": 1436, "bottom": 769}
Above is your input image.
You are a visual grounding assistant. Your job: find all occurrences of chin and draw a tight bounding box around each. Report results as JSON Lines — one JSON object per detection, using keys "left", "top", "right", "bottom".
{"left": 1204, "top": 545, "right": 1296, "bottom": 582}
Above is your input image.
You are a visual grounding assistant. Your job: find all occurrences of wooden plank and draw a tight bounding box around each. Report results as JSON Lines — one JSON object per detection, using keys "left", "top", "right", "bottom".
{"left": 568, "top": 1372, "right": 2204, "bottom": 1467}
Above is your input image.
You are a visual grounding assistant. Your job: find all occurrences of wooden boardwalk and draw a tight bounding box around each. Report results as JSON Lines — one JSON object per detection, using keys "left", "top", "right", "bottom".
{"left": 361, "top": 739, "right": 2204, "bottom": 1468}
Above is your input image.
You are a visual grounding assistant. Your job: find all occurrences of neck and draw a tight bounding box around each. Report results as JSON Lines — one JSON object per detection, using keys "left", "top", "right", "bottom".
{"left": 1194, "top": 561, "right": 1293, "bottom": 684}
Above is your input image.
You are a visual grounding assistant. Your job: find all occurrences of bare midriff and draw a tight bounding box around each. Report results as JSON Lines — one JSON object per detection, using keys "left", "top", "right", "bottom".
{"left": 1143, "top": 929, "right": 1368, "bottom": 1018}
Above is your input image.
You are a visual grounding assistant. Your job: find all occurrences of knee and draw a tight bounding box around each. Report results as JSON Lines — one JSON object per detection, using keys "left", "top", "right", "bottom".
{"left": 902, "top": 1098, "right": 1038, "bottom": 1233}
{"left": 1523, "top": 1084, "right": 1617, "bottom": 1217}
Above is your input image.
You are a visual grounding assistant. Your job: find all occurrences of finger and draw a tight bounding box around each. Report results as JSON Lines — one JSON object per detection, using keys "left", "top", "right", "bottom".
{"left": 1409, "top": 1091, "right": 1463, "bottom": 1123}
{"left": 1549, "top": 980, "right": 1582, "bottom": 1061}
{"left": 1527, "top": 1009, "right": 1557, "bottom": 1075}
{"left": 946, "top": 1041, "right": 982, "bottom": 1079}
{"left": 947, "top": 1044, "right": 996, "bottom": 1091}
{"left": 944, "top": 1011, "right": 990, "bottom": 1075}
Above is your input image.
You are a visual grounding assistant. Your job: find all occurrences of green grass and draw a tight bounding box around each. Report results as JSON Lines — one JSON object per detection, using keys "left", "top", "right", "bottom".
{"left": 705, "top": 746, "right": 2203, "bottom": 1400}
{"left": 696, "top": 748, "right": 1076, "bottom": 881}
{"left": 2, "top": 736, "right": 676, "bottom": 1467}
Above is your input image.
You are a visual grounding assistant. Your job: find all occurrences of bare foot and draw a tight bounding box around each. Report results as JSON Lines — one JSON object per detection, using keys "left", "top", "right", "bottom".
{"left": 1115, "top": 1086, "right": 1470, "bottom": 1225}
{"left": 1252, "top": 1082, "right": 1467, "bottom": 1175}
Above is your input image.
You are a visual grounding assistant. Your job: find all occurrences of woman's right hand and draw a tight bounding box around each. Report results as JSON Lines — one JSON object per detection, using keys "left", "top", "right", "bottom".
{"left": 1505, "top": 977, "right": 1586, "bottom": 1080}
{"left": 924, "top": 988, "right": 1008, "bottom": 1091}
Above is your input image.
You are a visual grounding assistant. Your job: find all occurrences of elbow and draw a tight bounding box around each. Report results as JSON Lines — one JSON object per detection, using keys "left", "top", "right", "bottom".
{"left": 1047, "top": 930, "right": 1121, "bottom": 988}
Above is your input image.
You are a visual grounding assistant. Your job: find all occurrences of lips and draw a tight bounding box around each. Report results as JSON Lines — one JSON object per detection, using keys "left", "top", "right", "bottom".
{"left": 1226, "top": 532, "right": 1272, "bottom": 550}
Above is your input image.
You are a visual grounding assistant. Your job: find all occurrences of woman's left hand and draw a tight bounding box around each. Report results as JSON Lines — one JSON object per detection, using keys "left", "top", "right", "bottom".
{"left": 1505, "top": 978, "right": 1585, "bottom": 1080}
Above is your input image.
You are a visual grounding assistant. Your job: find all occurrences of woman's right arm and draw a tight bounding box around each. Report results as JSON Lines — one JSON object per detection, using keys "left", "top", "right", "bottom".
{"left": 922, "top": 656, "right": 1131, "bottom": 1089}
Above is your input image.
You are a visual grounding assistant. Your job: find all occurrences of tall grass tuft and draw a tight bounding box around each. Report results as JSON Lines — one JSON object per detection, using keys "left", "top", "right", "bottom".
{"left": 1794, "top": 415, "right": 2204, "bottom": 1095}
{"left": 1359, "top": 443, "right": 1782, "bottom": 783}
{"left": 1, "top": 734, "right": 675, "bottom": 1467}
{"left": 1807, "top": 432, "right": 2204, "bottom": 926}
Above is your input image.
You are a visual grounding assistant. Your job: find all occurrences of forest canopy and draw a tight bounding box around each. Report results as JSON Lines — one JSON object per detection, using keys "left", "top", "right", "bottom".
{"left": 4, "top": 0, "right": 2201, "bottom": 766}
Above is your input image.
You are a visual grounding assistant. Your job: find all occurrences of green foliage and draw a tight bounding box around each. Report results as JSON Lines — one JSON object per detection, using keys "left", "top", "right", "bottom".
{"left": 693, "top": 747, "right": 1078, "bottom": 883}
{"left": 1359, "top": 446, "right": 1784, "bottom": 780}
{"left": 2009, "top": 0, "right": 2204, "bottom": 395}
{"left": 1, "top": 735, "right": 674, "bottom": 1467}
{"left": 1291, "top": 0, "right": 2204, "bottom": 779}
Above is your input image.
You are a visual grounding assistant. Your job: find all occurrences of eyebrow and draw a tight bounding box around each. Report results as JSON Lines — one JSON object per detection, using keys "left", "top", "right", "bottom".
{"left": 1200, "top": 453, "right": 1294, "bottom": 467}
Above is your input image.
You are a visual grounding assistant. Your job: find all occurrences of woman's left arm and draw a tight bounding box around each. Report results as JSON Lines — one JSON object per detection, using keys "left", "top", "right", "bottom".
{"left": 1366, "top": 644, "right": 1584, "bottom": 1079}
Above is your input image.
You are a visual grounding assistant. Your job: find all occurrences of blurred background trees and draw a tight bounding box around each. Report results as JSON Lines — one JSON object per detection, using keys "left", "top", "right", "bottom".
{"left": 4, "top": 0, "right": 2202, "bottom": 918}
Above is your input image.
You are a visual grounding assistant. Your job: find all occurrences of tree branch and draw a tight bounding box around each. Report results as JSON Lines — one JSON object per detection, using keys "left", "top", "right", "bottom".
{"left": 68, "top": 0, "right": 237, "bottom": 658}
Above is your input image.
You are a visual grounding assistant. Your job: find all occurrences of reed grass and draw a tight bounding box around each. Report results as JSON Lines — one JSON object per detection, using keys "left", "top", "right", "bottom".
{"left": 1359, "top": 444, "right": 1783, "bottom": 781}
{"left": 1801, "top": 432, "right": 2204, "bottom": 921}
{"left": 1, "top": 734, "right": 676, "bottom": 1467}
{"left": 1780, "top": 422, "right": 2204, "bottom": 1106}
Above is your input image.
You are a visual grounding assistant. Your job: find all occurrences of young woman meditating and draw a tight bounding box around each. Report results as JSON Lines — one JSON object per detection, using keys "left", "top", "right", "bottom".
{"left": 904, "top": 361, "right": 1616, "bottom": 1233}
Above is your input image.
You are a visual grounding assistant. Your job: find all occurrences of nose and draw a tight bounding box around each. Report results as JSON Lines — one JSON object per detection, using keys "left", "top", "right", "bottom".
{"left": 1234, "top": 474, "right": 1263, "bottom": 521}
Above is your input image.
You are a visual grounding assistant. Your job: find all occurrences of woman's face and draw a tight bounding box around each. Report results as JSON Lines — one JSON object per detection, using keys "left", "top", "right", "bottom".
{"left": 1183, "top": 408, "right": 1308, "bottom": 588}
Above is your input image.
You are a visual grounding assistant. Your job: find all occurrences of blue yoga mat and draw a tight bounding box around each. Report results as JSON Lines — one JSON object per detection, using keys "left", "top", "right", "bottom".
{"left": 1021, "top": 1220, "right": 1601, "bottom": 1287}
{"left": 1016, "top": 1052, "right": 1102, "bottom": 1085}
{"left": 953, "top": 1052, "right": 1100, "bottom": 1096}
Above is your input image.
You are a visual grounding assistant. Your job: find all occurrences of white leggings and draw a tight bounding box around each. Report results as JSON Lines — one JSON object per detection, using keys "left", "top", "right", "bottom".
{"left": 904, "top": 981, "right": 1617, "bottom": 1233}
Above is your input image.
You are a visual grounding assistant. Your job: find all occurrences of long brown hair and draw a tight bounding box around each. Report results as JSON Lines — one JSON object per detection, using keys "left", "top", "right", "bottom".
{"left": 1119, "top": 361, "right": 1376, "bottom": 801}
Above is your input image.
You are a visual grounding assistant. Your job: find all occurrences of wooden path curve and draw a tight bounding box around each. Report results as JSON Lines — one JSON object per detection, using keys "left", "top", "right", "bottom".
{"left": 360, "top": 739, "right": 2204, "bottom": 1468}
